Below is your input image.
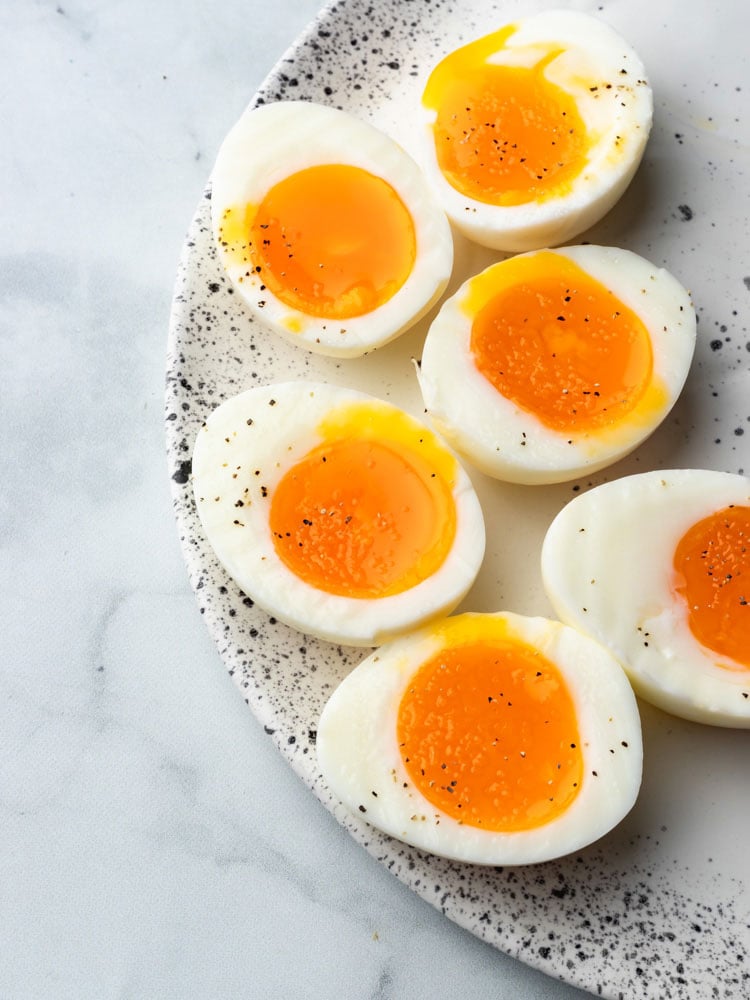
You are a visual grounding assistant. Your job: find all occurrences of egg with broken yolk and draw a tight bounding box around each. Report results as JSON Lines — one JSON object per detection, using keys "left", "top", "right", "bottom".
{"left": 418, "top": 9, "right": 653, "bottom": 250}
{"left": 542, "top": 469, "right": 750, "bottom": 728}
{"left": 191, "top": 382, "right": 485, "bottom": 646}
{"left": 417, "top": 244, "right": 696, "bottom": 485}
{"left": 210, "top": 101, "right": 453, "bottom": 357}
{"left": 317, "top": 611, "right": 642, "bottom": 865}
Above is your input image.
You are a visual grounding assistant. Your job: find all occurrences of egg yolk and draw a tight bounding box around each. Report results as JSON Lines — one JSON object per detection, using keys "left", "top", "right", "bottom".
{"left": 467, "top": 252, "right": 655, "bottom": 433}
{"left": 673, "top": 505, "right": 750, "bottom": 670}
{"left": 269, "top": 421, "right": 456, "bottom": 599}
{"left": 423, "top": 27, "right": 590, "bottom": 206}
{"left": 397, "top": 639, "right": 583, "bottom": 831}
{"left": 243, "top": 164, "right": 416, "bottom": 320}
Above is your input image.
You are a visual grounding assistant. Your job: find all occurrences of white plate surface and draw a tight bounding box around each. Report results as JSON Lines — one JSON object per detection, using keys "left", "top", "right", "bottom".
{"left": 166, "top": 1, "right": 750, "bottom": 996}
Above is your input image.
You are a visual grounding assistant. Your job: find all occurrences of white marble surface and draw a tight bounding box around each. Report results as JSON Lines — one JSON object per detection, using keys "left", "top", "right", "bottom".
{"left": 1, "top": 1, "right": 592, "bottom": 996}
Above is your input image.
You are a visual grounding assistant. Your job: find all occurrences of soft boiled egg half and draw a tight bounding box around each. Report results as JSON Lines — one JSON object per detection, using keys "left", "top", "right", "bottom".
{"left": 210, "top": 101, "right": 454, "bottom": 358}
{"left": 418, "top": 244, "right": 696, "bottom": 485}
{"left": 542, "top": 469, "right": 750, "bottom": 727}
{"left": 191, "top": 382, "right": 485, "bottom": 647}
{"left": 317, "top": 611, "right": 642, "bottom": 865}
{"left": 419, "top": 10, "right": 653, "bottom": 251}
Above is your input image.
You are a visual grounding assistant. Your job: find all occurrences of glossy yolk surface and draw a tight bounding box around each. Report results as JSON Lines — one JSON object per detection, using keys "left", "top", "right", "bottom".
{"left": 397, "top": 638, "right": 583, "bottom": 831}
{"left": 468, "top": 252, "right": 654, "bottom": 432}
{"left": 246, "top": 164, "right": 416, "bottom": 319}
{"left": 269, "top": 417, "right": 456, "bottom": 599}
{"left": 673, "top": 505, "right": 750, "bottom": 670}
{"left": 423, "top": 27, "right": 590, "bottom": 206}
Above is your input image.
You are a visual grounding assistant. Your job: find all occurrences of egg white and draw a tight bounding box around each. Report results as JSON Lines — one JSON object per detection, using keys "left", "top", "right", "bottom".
{"left": 317, "top": 611, "right": 642, "bottom": 865}
{"left": 210, "top": 101, "right": 453, "bottom": 358}
{"left": 417, "top": 244, "right": 696, "bottom": 485}
{"left": 418, "top": 9, "right": 653, "bottom": 251}
{"left": 542, "top": 469, "right": 750, "bottom": 727}
{"left": 191, "top": 382, "right": 486, "bottom": 647}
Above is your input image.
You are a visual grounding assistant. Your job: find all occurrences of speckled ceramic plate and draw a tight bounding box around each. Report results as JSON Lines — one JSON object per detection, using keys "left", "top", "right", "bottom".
{"left": 166, "top": 1, "right": 750, "bottom": 995}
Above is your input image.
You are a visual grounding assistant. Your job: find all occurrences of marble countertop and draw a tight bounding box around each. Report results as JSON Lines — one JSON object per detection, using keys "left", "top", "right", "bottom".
{"left": 3, "top": 0, "right": 593, "bottom": 995}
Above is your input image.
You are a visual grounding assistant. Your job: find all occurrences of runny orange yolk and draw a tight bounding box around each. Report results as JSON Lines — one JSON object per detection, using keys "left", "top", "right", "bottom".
{"left": 268, "top": 407, "right": 457, "bottom": 599}
{"left": 673, "top": 505, "right": 750, "bottom": 670}
{"left": 245, "top": 163, "right": 416, "bottom": 320}
{"left": 423, "top": 26, "right": 590, "bottom": 206}
{"left": 397, "top": 638, "right": 583, "bottom": 831}
{"left": 467, "top": 252, "right": 654, "bottom": 433}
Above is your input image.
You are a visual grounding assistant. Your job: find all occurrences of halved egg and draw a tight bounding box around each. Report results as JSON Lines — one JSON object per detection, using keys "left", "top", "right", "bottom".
{"left": 542, "top": 469, "right": 750, "bottom": 727}
{"left": 419, "top": 10, "right": 653, "bottom": 250}
{"left": 191, "top": 382, "right": 485, "bottom": 646}
{"left": 417, "top": 245, "right": 696, "bottom": 485}
{"left": 210, "top": 101, "right": 454, "bottom": 357}
{"left": 317, "top": 611, "right": 642, "bottom": 865}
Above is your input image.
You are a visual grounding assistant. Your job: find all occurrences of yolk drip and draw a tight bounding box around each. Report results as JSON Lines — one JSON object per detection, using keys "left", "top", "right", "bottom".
{"left": 423, "top": 27, "right": 590, "bottom": 205}
{"left": 397, "top": 638, "right": 583, "bottom": 831}
{"left": 246, "top": 163, "right": 416, "bottom": 319}
{"left": 468, "top": 252, "right": 654, "bottom": 433}
{"left": 269, "top": 421, "right": 456, "bottom": 599}
{"left": 673, "top": 505, "right": 750, "bottom": 670}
